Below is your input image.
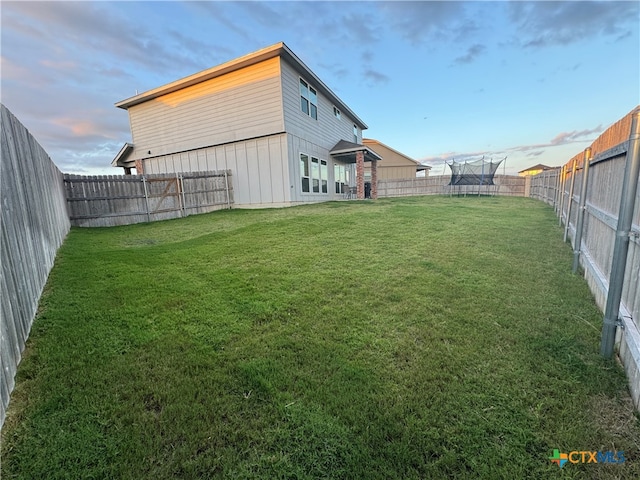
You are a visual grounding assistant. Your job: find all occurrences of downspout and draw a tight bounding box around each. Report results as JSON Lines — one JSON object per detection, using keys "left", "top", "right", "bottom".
{"left": 572, "top": 148, "right": 592, "bottom": 274}
{"left": 601, "top": 110, "right": 640, "bottom": 358}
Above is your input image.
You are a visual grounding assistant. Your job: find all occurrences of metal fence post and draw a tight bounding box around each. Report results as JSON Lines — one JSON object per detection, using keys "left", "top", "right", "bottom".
{"left": 572, "top": 148, "right": 592, "bottom": 273}
{"left": 564, "top": 157, "right": 578, "bottom": 242}
{"left": 601, "top": 110, "right": 640, "bottom": 358}
{"left": 549, "top": 171, "right": 562, "bottom": 215}
{"left": 558, "top": 166, "right": 566, "bottom": 226}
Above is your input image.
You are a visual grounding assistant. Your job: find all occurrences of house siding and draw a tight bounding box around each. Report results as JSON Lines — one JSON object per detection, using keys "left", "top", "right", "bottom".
{"left": 280, "top": 59, "right": 362, "bottom": 204}
{"left": 142, "top": 133, "right": 290, "bottom": 207}
{"left": 128, "top": 57, "right": 285, "bottom": 160}
{"left": 281, "top": 60, "right": 360, "bottom": 150}
{"left": 363, "top": 141, "right": 421, "bottom": 180}
{"left": 373, "top": 165, "right": 419, "bottom": 180}
{"left": 286, "top": 133, "right": 355, "bottom": 204}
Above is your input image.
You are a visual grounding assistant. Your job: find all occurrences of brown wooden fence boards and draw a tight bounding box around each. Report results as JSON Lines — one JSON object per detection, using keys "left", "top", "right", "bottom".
{"left": 1, "top": 104, "right": 71, "bottom": 428}
{"left": 64, "top": 171, "right": 233, "bottom": 227}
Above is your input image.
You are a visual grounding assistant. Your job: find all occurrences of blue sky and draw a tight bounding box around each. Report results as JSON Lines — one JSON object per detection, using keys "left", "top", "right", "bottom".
{"left": 2, "top": 1, "right": 638, "bottom": 175}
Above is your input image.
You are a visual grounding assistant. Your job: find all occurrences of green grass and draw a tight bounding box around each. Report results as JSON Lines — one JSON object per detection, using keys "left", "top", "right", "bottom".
{"left": 2, "top": 196, "right": 639, "bottom": 479}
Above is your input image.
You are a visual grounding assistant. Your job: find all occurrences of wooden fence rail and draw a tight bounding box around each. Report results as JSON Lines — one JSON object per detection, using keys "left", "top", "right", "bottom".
{"left": 64, "top": 170, "right": 233, "bottom": 227}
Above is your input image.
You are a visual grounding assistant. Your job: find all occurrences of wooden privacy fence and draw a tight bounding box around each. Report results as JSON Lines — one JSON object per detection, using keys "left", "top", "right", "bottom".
{"left": 64, "top": 170, "right": 233, "bottom": 227}
{"left": 378, "top": 174, "right": 526, "bottom": 198}
{"left": 529, "top": 106, "right": 640, "bottom": 410}
{"left": 1, "top": 104, "right": 70, "bottom": 428}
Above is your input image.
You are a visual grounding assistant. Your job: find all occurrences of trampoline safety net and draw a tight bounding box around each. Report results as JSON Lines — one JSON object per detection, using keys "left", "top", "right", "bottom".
{"left": 448, "top": 158, "right": 504, "bottom": 186}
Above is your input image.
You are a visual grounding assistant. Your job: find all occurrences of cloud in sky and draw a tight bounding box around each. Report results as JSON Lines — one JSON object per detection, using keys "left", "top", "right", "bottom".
{"left": 509, "top": 1, "right": 640, "bottom": 48}
{"left": 421, "top": 125, "right": 604, "bottom": 166}
{"left": 549, "top": 126, "right": 604, "bottom": 146}
{"left": 1, "top": 1, "right": 636, "bottom": 175}
{"left": 364, "top": 69, "right": 390, "bottom": 86}
{"left": 453, "top": 44, "right": 486, "bottom": 65}
{"left": 379, "top": 1, "right": 473, "bottom": 45}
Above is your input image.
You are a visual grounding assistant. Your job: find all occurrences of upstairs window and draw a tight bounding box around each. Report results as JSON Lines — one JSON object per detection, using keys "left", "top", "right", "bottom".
{"left": 300, "top": 78, "right": 318, "bottom": 120}
{"left": 353, "top": 124, "right": 358, "bottom": 143}
{"left": 333, "top": 106, "right": 341, "bottom": 119}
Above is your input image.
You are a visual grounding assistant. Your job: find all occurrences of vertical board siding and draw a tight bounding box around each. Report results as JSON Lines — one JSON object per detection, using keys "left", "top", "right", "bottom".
{"left": 142, "top": 134, "right": 291, "bottom": 208}
{"left": 64, "top": 171, "right": 233, "bottom": 227}
{"left": 528, "top": 106, "right": 640, "bottom": 409}
{"left": 1, "top": 104, "right": 70, "bottom": 428}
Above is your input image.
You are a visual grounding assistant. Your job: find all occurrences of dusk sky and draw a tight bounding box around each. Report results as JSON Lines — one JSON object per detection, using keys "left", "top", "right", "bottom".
{"left": 2, "top": 1, "right": 638, "bottom": 175}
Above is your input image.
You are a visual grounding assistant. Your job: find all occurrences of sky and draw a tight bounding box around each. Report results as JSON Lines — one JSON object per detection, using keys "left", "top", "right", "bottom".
{"left": 1, "top": 1, "right": 639, "bottom": 176}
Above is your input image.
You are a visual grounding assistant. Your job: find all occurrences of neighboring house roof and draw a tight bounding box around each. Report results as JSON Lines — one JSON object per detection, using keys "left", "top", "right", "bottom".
{"left": 330, "top": 140, "right": 382, "bottom": 163}
{"left": 115, "top": 42, "right": 368, "bottom": 130}
{"left": 518, "top": 163, "right": 554, "bottom": 173}
{"left": 362, "top": 138, "right": 431, "bottom": 171}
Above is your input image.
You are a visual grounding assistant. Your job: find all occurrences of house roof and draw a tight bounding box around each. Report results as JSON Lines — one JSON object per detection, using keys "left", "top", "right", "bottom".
{"left": 362, "top": 138, "right": 431, "bottom": 171}
{"left": 111, "top": 142, "right": 134, "bottom": 167}
{"left": 330, "top": 140, "right": 382, "bottom": 163}
{"left": 115, "top": 42, "right": 368, "bottom": 130}
{"left": 518, "top": 163, "right": 554, "bottom": 173}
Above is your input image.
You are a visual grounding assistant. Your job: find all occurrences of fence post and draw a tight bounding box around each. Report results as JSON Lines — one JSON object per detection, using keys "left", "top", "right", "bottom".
{"left": 572, "top": 148, "right": 592, "bottom": 274}
{"left": 179, "top": 174, "right": 187, "bottom": 216}
{"left": 601, "top": 110, "right": 640, "bottom": 358}
{"left": 552, "top": 171, "right": 557, "bottom": 210}
{"left": 564, "top": 157, "right": 578, "bottom": 242}
{"left": 558, "top": 166, "right": 566, "bottom": 226}
{"left": 142, "top": 175, "right": 151, "bottom": 223}
{"left": 224, "top": 170, "right": 231, "bottom": 209}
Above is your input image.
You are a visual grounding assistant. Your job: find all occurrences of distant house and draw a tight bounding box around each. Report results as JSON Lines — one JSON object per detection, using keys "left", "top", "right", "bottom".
{"left": 518, "top": 164, "right": 555, "bottom": 177}
{"left": 362, "top": 139, "right": 430, "bottom": 180}
{"left": 112, "top": 42, "right": 382, "bottom": 207}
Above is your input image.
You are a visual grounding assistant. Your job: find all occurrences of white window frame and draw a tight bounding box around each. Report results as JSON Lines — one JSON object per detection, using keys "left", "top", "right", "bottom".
{"left": 300, "top": 152, "right": 328, "bottom": 195}
{"left": 300, "top": 153, "right": 310, "bottom": 193}
{"left": 300, "top": 78, "right": 318, "bottom": 120}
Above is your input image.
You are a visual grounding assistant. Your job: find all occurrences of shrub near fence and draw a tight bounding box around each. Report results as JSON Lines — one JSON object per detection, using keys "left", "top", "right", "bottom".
{"left": 64, "top": 170, "right": 233, "bottom": 227}
{"left": 529, "top": 106, "right": 640, "bottom": 409}
{"left": 1, "top": 104, "right": 70, "bottom": 428}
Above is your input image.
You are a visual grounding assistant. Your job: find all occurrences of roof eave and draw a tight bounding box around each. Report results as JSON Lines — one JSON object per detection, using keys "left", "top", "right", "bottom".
{"left": 114, "top": 42, "right": 368, "bottom": 129}
{"left": 330, "top": 147, "right": 382, "bottom": 161}
{"left": 362, "top": 138, "right": 419, "bottom": 164}
{"left": 111, "top": 142, "right": 134, "bottom": 167}
{"left": 115, "top": 43, "right": 287, "bottom": 109}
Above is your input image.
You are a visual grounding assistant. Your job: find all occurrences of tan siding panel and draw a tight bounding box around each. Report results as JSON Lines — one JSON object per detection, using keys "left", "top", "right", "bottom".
{"left": 128, "top": 58, "right": 284, "bottom": 159}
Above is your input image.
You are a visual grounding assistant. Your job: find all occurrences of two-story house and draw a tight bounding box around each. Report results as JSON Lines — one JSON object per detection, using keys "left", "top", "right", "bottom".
{"left": 112, "top": 42, "right": 381, "bottom": 207}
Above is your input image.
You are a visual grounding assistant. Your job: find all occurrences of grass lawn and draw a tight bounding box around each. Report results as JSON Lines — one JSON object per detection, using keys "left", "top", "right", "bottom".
{"left": 2, "top": 196, "right": 639, "bottom": 479}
